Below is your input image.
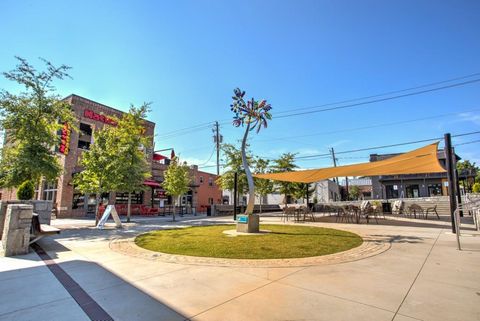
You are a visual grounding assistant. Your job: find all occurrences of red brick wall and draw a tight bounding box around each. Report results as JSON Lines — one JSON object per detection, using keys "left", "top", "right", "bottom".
{"left": 194, "top": 170, "right": 222, "bottom": 213}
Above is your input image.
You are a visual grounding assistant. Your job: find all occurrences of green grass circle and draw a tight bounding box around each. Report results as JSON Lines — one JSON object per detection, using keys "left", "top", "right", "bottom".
{"left": 135, "top": 224, "right": 363, "bottom": 259}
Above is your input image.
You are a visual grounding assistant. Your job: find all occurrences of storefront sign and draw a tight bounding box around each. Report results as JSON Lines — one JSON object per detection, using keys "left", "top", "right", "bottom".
{"left": 156, "top": 190, "right": 167, "bottom": 199}
{"left": 59, "top": 122, "right": 71, "bottom": 155}
{"left": 84, "top": 109, "right": 117, "bottom": 126}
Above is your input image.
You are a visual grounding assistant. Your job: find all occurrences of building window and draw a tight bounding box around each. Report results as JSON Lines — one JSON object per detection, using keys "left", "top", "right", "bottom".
{"left": 34, "top": 182, "right": 40, "bottom": 200}
{"left": 386, "top": 185, "right": 399, "bottom": 199}
{"left": 208, "top": 197, "right": 214, "bottom": 205}
{"left": 42, "top": 181, "right": 57, "bottom": 203}
{"left": 78, "top": 123, "right": 92, "bottom": 150}
{"left": 115, "top": 192, "right": 143, "bottom": 204}
{"left": 199, "top": 176, "right": 204, "bottom": 184}
{"left": 428, "top": 184, "right": 442, "bottom": 196}
{"left": 72, "top": 192, "right": 85, "bottom": 209}
{"left": 406, "top": 184, "right": 420, "bottom": 198}
{"left": 208, "top": 177, "right": 213, "bottom": 186}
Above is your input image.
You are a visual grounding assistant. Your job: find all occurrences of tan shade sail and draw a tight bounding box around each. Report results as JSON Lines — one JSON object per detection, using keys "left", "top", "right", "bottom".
{"left": 255, "top": 143, "right": 446, "bottom": 183}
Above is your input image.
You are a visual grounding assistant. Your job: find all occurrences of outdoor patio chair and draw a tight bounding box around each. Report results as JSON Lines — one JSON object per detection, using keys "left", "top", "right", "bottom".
{"left": 362, "top": 206, "right": 380, "bottom": 224}
{"left": 392, "top": 200, "right": 404, "bottom": 215}
{"left": 360, "top": 201, "right": 371, "bottom": 212}
{"left": 298, "top": 206, "right": 315, "bottom": 222}
{"left": 335, "top": 206, "right": 351, "bottom": 223}
{"left": 407, "top": 204, "right": 424, "bottom": 219}
{"left": 425, "top": 204, "right": 440, "bottom": 220}
{"left": 282, "top": 206, "right": 297, "bottom": 222}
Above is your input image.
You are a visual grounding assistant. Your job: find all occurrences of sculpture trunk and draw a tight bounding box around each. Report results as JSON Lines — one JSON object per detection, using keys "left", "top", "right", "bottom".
{"left": 242, "top": 122, "right": 255, "bottom": 215}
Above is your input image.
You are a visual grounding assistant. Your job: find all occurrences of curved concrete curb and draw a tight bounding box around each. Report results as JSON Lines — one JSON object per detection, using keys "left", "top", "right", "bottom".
{"left": 109, "top": 232, "right": 391, "bottom": 268}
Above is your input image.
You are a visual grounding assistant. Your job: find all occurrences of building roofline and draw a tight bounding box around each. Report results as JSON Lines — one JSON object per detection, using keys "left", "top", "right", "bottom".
{"left": 64, "top": 94, "right": 155, "bottom": 126}
{"left": 197, "top": 170, "right": 219, "bottom": 177}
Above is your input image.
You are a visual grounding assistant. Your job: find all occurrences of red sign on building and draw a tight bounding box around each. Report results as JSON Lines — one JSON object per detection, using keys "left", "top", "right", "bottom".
{"left": 84, "top": 109, "right": 117, "bottom": 126}
{"left": 59, "top": 122, "right": 71, "bottom": 155}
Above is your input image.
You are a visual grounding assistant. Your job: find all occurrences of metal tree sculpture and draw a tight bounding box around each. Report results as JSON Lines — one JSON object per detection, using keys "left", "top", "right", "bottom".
{"left": 231, "top": 88, "right": 272, "bottom": 215}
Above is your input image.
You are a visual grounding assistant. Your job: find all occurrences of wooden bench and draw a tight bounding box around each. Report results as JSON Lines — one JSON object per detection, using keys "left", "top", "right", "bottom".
{"left": 29, "top": 213, "right": 60, "bottom": 245}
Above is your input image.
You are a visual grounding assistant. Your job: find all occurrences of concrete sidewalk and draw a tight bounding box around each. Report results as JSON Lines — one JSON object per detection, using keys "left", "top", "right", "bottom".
{"left": 0, "top": 215, "right": 479, "bottom": 321}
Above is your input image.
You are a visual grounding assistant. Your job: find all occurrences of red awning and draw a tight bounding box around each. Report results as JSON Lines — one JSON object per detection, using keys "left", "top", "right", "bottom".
{"left": 153, "top": 153, "right": 167, "bottom": 161}
{"left": 144, "top": 179, "right": 161, "bottom": 187}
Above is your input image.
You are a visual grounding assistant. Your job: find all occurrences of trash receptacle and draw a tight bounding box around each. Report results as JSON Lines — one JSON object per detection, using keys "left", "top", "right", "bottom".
{"left": 206, "top": 206, "right": 211, "bottom": 216}
{"left": 382, "top": 202, "right": 391, "bottom": 213}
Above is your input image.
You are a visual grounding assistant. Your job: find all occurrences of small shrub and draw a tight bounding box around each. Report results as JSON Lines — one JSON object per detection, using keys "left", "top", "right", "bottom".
{"left": 17, "top": 180, "right": 35, "bottom": 200}
{"left": 473, "top": 183, "right": 480, "bottom": 194}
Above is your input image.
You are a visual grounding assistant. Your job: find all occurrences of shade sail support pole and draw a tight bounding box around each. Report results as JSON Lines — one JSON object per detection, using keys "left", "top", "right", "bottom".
{"left": 445, "top": 133, "right": 457, "bottom": 234}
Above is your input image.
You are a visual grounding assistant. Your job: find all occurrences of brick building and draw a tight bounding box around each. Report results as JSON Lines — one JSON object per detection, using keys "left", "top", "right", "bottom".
{"left": 2, "top": 95, "right": 156, "bottom": 217}
{"left": 1, "top": 95, "right": 223, "bottom": 217}
{"left": 193, "top": 170, "right": 223, "bottom": 213}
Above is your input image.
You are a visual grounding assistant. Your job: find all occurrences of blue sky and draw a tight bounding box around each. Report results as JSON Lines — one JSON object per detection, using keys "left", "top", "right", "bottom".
{"left": 1, "top": 0, "right": 479, "bottom": 173}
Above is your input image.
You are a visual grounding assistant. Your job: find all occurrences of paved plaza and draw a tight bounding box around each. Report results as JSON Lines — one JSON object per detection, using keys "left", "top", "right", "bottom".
{"left": 1, "top": 214, "right": 479, "bottom": 321}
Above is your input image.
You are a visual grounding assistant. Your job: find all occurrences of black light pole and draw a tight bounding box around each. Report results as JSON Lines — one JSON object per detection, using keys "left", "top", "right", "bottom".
{"left": 233, "top": 172, "right": 238, "bottom": 221}
{"left": 444, "top": 133, "right": 457, "bottom": 233}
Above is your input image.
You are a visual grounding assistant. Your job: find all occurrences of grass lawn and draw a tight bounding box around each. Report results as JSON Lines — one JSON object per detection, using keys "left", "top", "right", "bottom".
{"left": 135, "top": 224, "right": 363, "bottom": 259}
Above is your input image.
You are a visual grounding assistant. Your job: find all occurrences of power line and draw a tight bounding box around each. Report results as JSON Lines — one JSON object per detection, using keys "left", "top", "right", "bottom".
{"left": 283, "top": 130, "right": 480, "bottom": 160}
{"left": 197, "top": 146, "right": 216, "bottom": 166}
{"left": 156, "top": 125, "right": 212, "bottom": 141}
{"left": 274, "top": 72, "right": 480, "bottom": 116}
{"left": 254, "top": 108, "right": 480, "bottom": 143}
{"left": 155, "top": 73, "right": 480, "bottom": 142}
{"left": 156, "top": 122, "right": 213, "bottom": 139}
{"left": 158, "top": 74, "right": 480, "bottom": 139}
{"left": 455, "top": 139, "right": 480, "bottom": 147}
{"left": 274, "top": 78, "right": 480, "bottom": 119}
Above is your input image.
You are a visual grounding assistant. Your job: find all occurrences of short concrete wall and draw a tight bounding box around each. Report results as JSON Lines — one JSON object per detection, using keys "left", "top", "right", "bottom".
{"left": 212, "top": 204, "right": 281, "bottom": 216}
{"left": 0, "top": 200, "right": 52, "bottom": 239}
{"left": 1, "top": 204, "right": 33, "bottom": 257}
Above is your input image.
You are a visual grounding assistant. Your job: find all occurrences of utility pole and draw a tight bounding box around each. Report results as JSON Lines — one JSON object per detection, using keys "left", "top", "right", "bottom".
{"left": 213, "top": 121, "right": 222, "bottom": 176}
{"left": 330, "top": 147, "right": 345, "bottom": 200}
{"left": 330, "top": 148, "right": 338, "bottom": 183}
{"left": 444, "top": 133, "right": 457, "bottom": 233}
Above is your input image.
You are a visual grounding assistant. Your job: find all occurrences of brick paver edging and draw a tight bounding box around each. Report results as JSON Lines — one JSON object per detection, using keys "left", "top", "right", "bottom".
{"left": 109, "top": 232, "right": 391, "bottom": 268}
{"left": 32, "top": 243, "right": 114, "bottom": 321}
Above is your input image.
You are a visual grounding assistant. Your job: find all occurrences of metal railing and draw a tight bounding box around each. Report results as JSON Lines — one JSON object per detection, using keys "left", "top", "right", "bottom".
{"left": 453, "top": 194, "right": 480, "bottom": 250}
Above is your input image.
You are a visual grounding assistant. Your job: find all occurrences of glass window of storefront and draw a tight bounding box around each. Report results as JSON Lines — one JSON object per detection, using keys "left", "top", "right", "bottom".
{"left": 42, "top": 181, "right": 57, "bottom": 203}
{"left": 406, "top": 184, "right": 420, "bottom": 198}
{"left": 428, "top": 183, "right": 443, "bottom": 196}
{"left": 386, "top": 185, "right": 399, "bottom": 199}
{"left": 115, "top": 191, "right": 143, "bottom": 204}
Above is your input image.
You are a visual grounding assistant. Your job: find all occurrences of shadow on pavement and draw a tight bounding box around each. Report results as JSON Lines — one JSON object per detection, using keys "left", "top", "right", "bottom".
{"left": 0, "top": 245, "right": 188, "bottom": 321}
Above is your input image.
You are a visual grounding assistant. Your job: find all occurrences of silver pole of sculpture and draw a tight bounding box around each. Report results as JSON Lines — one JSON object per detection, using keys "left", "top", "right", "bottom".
{"left": 230, "top": 88, "right": 272, "bottom": 233}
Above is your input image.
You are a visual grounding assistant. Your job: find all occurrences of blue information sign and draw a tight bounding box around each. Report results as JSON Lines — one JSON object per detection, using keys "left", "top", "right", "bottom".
{"left": 237, "top": 215, "right": 248, "bottom": 224}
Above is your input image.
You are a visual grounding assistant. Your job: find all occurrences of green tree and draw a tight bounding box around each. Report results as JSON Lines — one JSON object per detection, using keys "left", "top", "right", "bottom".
{"left": 292, "top": 183, "right": 315, "bottom": 204}
{"left": 254, "top": 158, "right": 274, "bottom": 213}
{"left": 349, "top": 185, "right": 361, "bottom": 200}
{"left": 110, "top": 104, "right": 152, "bottom": 222}
{"left": 17, "top": 180, "right": 35, "bottom": 200}
{"left": 216, "top": 143, "right": 251, "bottom": 207}
{"left": 272, "top": 153, "right": 298, "bottom": 207}
{"left": 0, "top": 57, "right": 75, "bottom": 188}
{"left": 73, "top": 127, "right": 118, "bottom": 222}
{"left": 163, "top": 157, "right": 191, "bottom": 222}
{"left": 456, "top": 160, "right": 479, "bottom": 191}
{"left": 472, "top": 183, "right": 480, "bottom": 194}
